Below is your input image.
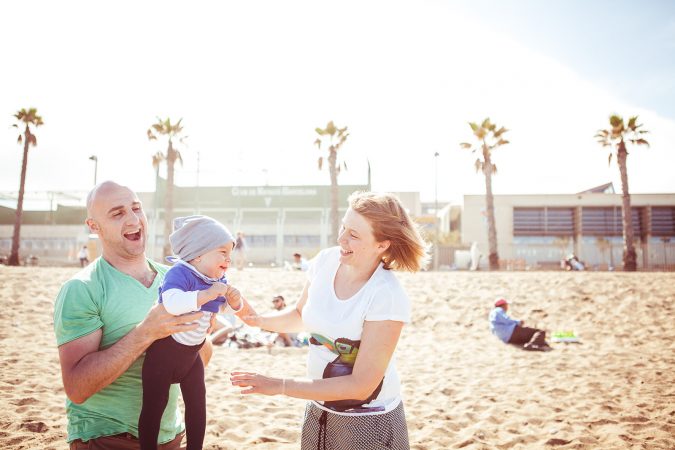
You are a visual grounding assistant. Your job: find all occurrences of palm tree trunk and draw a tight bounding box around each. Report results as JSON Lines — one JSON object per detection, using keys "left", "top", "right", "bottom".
{"left": 9, "top": 129, "right": 31, "bottom": 266}
{"left": 328, "top": 148, "right": 339, "bottom": 244}
{"left": 483, "top": 150, "right": 499, "bottom": 270}
{"left": 617, "top": 142, "right": 637, "bottom": 271}
{"left": 164, "top": 140, "right": 175, "bottom": 258}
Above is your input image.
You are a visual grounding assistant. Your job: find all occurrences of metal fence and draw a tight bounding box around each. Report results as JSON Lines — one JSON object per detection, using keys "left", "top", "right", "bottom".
{"left": 434, "top": 242, "right": 675, "bottom": 271}
{"left": 507, "top": 242, "right": 675, "bottom": 271}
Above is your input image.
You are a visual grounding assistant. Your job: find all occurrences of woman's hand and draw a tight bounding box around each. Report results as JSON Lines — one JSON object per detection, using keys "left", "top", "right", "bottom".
{"left": 230, "top": 371, "right": 284, "bottom": 396}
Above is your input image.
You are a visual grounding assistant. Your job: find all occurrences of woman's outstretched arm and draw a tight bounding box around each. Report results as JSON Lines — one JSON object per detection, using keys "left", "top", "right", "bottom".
{"left": 239, "top": 281, "right": 310, "bottom": 333}
{"left": 230, "top": 319, "right": 403, "bottom": 402}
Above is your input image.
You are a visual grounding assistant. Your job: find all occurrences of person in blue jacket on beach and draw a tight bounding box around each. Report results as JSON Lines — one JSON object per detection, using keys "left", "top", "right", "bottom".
{"left": 489, "top": 298, "right": 551, "bottom": 351}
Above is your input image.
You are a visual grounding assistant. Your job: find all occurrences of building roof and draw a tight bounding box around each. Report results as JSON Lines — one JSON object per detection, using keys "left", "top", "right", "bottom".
{"left": 577, "top": 182, "right": 615, "bottom": 194}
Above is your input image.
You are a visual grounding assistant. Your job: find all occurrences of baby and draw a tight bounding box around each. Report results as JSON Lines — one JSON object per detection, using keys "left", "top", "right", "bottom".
{"left": 139, "top": 215, "right": 243, "bottom": 450}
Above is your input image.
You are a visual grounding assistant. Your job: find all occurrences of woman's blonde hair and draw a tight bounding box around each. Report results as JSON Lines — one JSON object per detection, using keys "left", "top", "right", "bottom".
{"left": 348, "top": 191, "right": 429, "bottom": 272}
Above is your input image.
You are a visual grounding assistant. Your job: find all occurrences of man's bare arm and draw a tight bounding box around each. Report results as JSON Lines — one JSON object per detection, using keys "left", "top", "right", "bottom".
{"left": 58, "top": 304, "right": 201, "bottom": 404}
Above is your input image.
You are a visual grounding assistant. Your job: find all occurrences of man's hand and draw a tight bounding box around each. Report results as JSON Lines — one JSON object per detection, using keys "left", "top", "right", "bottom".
{"left": 137, "top": 303, "right": 202, "bottom": 343}
{"left": 207, "top": 313, "right": 217, "bottom": 334}
{"left": 58, "top": 304, "right": 202, "bottom": 404}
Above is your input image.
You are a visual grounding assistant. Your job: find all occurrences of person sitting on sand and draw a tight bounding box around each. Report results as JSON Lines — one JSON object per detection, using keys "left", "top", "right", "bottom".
{"left": 270, "top": 295, "right": 296, "bottom": 347}
{"left": 489, "top": 298, "right": 551, "bottom": 351}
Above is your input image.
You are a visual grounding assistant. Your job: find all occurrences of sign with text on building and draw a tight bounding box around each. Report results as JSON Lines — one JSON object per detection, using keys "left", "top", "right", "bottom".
{"left": 163, "top": 183, "right": 370, "bottom": 209}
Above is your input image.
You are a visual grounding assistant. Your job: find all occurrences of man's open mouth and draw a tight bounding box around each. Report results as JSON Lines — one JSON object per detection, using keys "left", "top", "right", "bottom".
{"left": 124, "top": 230, "right": 142, "bottom": 241}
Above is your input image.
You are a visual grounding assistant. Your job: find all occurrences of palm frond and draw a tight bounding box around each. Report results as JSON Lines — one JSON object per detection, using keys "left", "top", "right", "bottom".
{"left": 325, "top": 121, "right": 337, "bottom": 136}
{"left": 630, "top": 138, "right": 650, "bottom": 147}
{"left": 609, "top": 114, "right": 623, "bottom": 128}
{"left": 627, "top": 116, "right": 637, "bottom": 130}
{"left": 493, "top": 127, "right": 508, "bottom": 138}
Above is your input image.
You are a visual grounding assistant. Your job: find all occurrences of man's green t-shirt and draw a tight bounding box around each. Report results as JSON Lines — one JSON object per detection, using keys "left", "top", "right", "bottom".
{"left": 53, "top": 257, "right": 184, "bottom": 444}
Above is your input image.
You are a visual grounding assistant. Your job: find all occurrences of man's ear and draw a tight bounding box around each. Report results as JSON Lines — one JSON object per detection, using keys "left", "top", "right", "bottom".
{"left": 86, "top": 218, "right": 99, "bottom": 233}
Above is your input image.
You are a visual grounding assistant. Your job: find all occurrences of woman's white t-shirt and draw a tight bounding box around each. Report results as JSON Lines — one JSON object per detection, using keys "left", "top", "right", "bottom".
{"left": 302, "top": 247, "right": 411, "bottom": 416}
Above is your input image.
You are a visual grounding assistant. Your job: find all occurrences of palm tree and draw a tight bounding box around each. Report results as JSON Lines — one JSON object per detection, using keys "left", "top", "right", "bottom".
{"left": 314, "top": 121, "right": 349, "bottom": 244}
{"left": 595, "top": 115, "right": 649, "bottom": 271}
{"left": 147, "top": 118, "right": 185, "bottom": 258}
{"left": 8, "top": 108, "right": 44, "bottom": 266}
{"left": 460, "top": 118, "right": 509, "bottom": 271}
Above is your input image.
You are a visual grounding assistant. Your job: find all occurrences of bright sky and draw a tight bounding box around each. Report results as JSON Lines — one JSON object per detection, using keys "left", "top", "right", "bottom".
{"left": 2, "top": 0, "right": 675, "bottom": 206}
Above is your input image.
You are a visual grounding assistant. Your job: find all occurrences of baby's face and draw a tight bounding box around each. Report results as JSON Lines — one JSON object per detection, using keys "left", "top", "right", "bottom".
{"left": 195, "top": 242, "right": 234, "bottom": 278}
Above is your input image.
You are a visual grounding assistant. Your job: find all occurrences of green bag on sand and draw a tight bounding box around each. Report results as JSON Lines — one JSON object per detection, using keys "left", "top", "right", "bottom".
{"left": 551, "top": 330, "right": 580, "bottom": 343}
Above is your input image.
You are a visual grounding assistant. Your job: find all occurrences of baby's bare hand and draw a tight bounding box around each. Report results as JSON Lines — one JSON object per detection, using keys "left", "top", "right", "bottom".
{"left": 209, "top": 282, "right": 229, "bottom": 298}
{"left": 225, "top": 286, "right": 242, "bottom": 309}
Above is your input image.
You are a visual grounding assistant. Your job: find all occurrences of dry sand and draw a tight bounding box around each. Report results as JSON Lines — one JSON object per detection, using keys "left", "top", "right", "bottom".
{"left": 0, "top": 266, "right": 673, "bottom": 450}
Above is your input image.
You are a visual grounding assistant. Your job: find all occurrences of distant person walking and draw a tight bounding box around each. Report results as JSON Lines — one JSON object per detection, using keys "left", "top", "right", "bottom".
{"left": 78, "top": 245, "right": 89, "bottom": 267}
{"left": 234, "top": 232, "right": 247, "bottom": 270}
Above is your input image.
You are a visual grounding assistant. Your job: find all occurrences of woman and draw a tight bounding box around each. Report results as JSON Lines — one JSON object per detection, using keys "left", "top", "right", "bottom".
{"left": 231, "top": 191, "right": 428, "bottom": 450}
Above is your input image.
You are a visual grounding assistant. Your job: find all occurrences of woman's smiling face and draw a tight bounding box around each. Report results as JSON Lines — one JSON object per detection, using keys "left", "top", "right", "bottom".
{"left": 337, "top": 208, "right": 388, "bottom": 267}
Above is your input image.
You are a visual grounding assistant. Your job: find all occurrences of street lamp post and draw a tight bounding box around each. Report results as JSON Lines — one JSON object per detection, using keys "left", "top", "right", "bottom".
{"left": 434, "top": 152, "right": 440, "bottom": 271}
{"left": 195, "top": 150, "right": 201, "bottom": 214}
{"left": 89, "top": 155, "right": 98, "bottom": 185}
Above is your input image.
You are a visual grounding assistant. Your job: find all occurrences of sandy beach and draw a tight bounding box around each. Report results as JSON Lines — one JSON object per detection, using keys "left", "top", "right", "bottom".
{"left": 0, "top": 266, "right": 673, "bottom": 449}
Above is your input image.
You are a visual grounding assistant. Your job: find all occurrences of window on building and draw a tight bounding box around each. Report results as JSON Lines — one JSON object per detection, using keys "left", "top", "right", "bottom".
{"left": 284, "top": 235, "right": 321, "bottom": 246}
{"left": 247, "top": 235, "right": 277, "bottom": 247}
{"left": 651, "top": 206, "right": 675, "bottom": 237}
{"left": 581, "top": 207, "right": 642, "bottom": 236}
{"left": 513, "top": 207, "right": 574, "bottom": 236}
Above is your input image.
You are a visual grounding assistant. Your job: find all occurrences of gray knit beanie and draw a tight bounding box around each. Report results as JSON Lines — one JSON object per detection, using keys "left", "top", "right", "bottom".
{"left": 169, "top": 215, "right": 235, "bottom": 262}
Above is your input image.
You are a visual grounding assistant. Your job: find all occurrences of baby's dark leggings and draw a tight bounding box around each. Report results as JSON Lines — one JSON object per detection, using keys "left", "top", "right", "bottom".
{"left": 139, "top": 336, "right": 205, "bottom": 450}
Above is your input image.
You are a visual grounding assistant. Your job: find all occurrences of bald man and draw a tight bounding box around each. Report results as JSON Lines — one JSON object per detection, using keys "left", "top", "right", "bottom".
{"left": 54, "top": 181, "right": 210, "bottom": 450}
